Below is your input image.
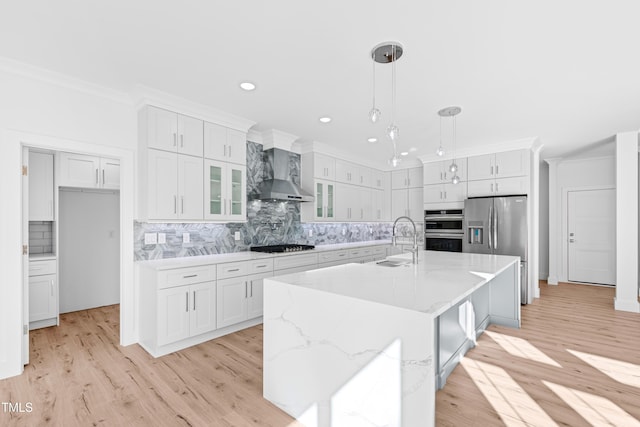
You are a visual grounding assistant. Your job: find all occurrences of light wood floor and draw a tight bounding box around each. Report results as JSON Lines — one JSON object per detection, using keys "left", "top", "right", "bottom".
{"left": 1, "top": 282, "right": 639, "bottom": 426}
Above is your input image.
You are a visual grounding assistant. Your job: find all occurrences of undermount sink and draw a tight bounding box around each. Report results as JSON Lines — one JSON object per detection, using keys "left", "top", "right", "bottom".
{"left": 376, "top": 260, "right": 410, "bottom": 267}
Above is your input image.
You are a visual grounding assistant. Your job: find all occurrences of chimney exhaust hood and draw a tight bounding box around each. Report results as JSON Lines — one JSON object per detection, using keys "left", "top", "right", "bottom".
{"left": 255, "top": 148, "right": 314, "bottom": 202}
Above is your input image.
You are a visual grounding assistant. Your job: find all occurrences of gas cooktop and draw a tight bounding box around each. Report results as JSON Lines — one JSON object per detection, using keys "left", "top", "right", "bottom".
{"left": 250, "top": 244, "right": 315, "bottom": 253}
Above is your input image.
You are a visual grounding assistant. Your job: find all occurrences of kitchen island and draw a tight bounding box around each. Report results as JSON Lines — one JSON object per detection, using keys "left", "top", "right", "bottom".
{"left": 263, "top": 250, "right": 520, "bottom": 427}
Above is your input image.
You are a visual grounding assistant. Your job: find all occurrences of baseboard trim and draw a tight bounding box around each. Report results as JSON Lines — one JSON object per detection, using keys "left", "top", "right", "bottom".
{"left": 614, "top": 298, "right": 640, "bottom": 313}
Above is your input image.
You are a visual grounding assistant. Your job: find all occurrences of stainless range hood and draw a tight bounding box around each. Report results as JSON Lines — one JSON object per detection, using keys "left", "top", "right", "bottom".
{"left": 255, "top": 148, "right": 314, "bottom": 202}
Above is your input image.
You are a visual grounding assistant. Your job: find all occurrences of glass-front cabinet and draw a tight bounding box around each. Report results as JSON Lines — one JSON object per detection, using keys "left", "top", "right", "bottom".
{"left": 204, "top": 159, "right": 246, "bottom": 221}
{"left": 313, "top": 179, "right": 334, "bottom": 221}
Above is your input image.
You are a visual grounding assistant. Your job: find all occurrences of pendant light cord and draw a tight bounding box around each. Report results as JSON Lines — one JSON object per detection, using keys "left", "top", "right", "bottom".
{"left": 391, "top": 44, "right": 396, "bottom": 125}
{"left": 371, "top": 52, "right": 376, "bottom": 109}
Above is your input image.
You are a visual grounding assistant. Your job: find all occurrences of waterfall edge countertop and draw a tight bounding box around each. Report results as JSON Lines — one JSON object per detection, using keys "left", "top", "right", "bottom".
{"left": 268, "top": 250, "right": 520, "bottom": 317}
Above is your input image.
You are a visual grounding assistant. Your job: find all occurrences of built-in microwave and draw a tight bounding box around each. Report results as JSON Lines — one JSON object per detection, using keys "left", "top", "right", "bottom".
{"left": 424, "top": 209, "right": 464, "bottom": 252}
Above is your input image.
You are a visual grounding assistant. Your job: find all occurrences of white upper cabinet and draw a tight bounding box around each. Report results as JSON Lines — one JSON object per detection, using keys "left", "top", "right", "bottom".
{"left": 423, "top": 158, "right": 467, "bottom": 185}
{"left": 29, "top": 152, "right": 54, "bottom": 221}
{"left": 203, "top": 122, "right": 247, "bottom": 165}
{"left": 204, "top": 159, "right": 246, "bottom": 221}
{"left": 58, "top": 153, "right": 120, "bottom": 190}
{"left": 313, "top": 153, "right": 335, "bottom": 180}
{"left": 467, "top": 149, "right": 529, "bottom": 181}
{"left": 392, "top": 167, "right": 423, "bottom": 189}
{"left": 371, "top": 169, "right": 387, "bottom": 189}
{"left": 423, "top": 182, "right": 467, "bottom": 207}
{"left": 144, "top": 106, "right": 204, "bottom": 157}
{"left": 147, "top": 149, "right": 203, "bottom": 220}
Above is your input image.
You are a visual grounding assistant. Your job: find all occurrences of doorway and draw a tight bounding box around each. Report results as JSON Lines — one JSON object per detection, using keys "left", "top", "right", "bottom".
{"left": 567, "top": 188, "right": 616, "bottom": 285}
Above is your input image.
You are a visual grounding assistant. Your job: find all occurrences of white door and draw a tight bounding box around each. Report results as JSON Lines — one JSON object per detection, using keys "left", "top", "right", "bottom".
{"left": 568, "top": 189, "right": 616, "bottom": 285}
{"left": 189, "top": 282, "right": 217, "bottom": 336}
{"left": 177, "top": 114, "right": 204, "bottom": 157}
{"left": 59, "top": 153, "right": 100, "bottom": 188}
{"left": 146, "top": 106, "right": 178, "bottom": 152}
{"left": 157, "top": 286, "right": 190, "bottom": 346}
{"left": 100, "top": 157, "right": 120, "bottom": 189}
{"left": 216, "top": 278, "right": 248, "bottom": 328}
{"left": 226, "top": 129, "right": 247, "bottom": 165}
{"left": 147, "top": 149, "right": 178, "bottom": 219}
{"left": 177, "top": 154, "right": 203, "bottom": 220}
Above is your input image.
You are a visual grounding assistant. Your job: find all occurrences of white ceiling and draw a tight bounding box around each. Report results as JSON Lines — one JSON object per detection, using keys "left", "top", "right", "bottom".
{"left": 1, "top": 1, "right": 639, "bottom": 167}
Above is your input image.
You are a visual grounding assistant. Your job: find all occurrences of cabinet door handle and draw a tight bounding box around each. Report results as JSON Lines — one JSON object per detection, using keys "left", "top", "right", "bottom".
{"left": 228, "top": 145, "right": 232, "bottom": 158}
{"left": 491, "top": 183, "right": 494, "bottom": 193}
{"left": 50, "top": 280, "right": 54, "bottom": 296}
{"left": 102, "top": 169, "right": 105, "bottom": 186}
{"left": 250, "top": 280, "right": 253, "bottom": 297}
{"left": 490, "top": 165, "right": 494, "bottom": 176}
{"left": 174, "top": 195, "right": 177, "bottom": 214}
{"left": 245, "top": 281, "right": 248, "bottom": 298}
{"left": 173, "top": 133, "right": 177, "bottom": 147}
{"left": 255, "top": 264, "right": 267, "bottom": 269}
{"left": 183, "top": 274, "right": 198, "bottom": 278}
{"left": 224, "top": 198, "right": 227, "bottom": 215}
{"left": 95, "top": 168, "right": 99, "bottom": 185}
{"left": 193, "top": 291, "right": 196, "bottom": 311}
{"left": 496, "top": 182, "right": 499, "bottom": 193}
{"left": 180, "top": 134, "right": 184, "bottom": 148}
{"left": 185, "top": 292, "right": 189, "bottom": 312}
{"left": 444, "top": 191, "right": 447, "bottom": 199}
{"left": 227, "top": 268, "right": 240, "bottom": 272}
{"left": 496, "top": 165, "right": 499, "bottom": 175}
{"left": 440, "top": 191, "right": 443, "bottom": 199}
{"left": 181, "top": 196, "right": 184, "bottom": 214}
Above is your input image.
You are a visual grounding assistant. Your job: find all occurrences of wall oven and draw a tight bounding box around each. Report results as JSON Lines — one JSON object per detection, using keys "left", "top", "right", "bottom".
{"left": 424, "top": 209, "right": 464, "bottom": 252}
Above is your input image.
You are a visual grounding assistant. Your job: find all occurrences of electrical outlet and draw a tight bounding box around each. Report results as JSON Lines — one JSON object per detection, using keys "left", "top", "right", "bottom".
{"left": 158, "top": 233, "right": 166, "bottom": 244}
{"left": 234, "top": 231, "right": 241, "bottom": 241}
{"left": 144, "top": 233, "right": 157, "bottom": 245}
{"left": 182, "top": 232, "right": 190, "bottom": 243}
{"left": 308, "top": 229, "right": 313, "bottom": 237}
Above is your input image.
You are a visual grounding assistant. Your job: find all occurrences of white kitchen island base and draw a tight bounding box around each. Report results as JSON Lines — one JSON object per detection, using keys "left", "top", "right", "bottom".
{"left": 263, "top": 251, "right": 520, "bottom": 427}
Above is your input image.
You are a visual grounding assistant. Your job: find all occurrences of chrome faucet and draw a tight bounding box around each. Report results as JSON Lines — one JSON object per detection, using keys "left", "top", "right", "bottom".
{"left": 392, "top": 216, "right": 419, "bottom": 264}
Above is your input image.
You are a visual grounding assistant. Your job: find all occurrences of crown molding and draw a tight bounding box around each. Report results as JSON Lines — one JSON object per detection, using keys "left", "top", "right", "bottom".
{"left": 247, "top": 129, "right": 263, "bottom": 144}
{"left": 132, "top": 85, "right": 256, "bottom": 132}
{"left": 0, "top": 56, "right": 132, "bottom": 106}
{"left": 418, "top": 136, "right": 538, "bottom": 164}
{"left": 260, "top": 129, "right": 300, "bottom": 152}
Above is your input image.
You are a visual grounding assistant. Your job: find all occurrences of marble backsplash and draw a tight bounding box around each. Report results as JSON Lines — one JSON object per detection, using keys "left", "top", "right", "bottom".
{"left": 134, "top": 141, "right": 420, "bottom": 260}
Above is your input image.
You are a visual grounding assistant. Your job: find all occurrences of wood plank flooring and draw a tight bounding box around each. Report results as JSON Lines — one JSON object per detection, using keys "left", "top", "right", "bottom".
{"left": 1, "top": 282, "right": 639, "bottom": 426}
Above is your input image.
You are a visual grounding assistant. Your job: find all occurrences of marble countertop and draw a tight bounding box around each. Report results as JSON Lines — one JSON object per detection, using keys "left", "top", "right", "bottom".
{"left": 137, "top": 240, "right": 392, "bottom": 270}
{"left": 268, "top": 250, "right": 520, "bottom": 317}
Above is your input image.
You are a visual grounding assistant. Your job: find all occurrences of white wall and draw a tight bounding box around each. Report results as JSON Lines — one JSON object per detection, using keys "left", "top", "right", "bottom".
{"left": 59, "top": 189, "right": 120, "bottom": 313}
{"left": 0, "top": 60, "right": 137, "bottom": 379}
{"left": 547, "top": 155, "right": 615, "bottom": 284}
{"left": 538, "top": 162, "right": 549, "bottom": 280}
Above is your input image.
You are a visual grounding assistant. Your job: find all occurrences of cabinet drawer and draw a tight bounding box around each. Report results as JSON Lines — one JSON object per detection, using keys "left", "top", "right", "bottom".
{"left": 247, "top": 258, "right": 274, "bottom": 274}
{"left": 161, "top": 265, "right": 215, "bottom": 289}
{"left": 371, "top": 246, "right": 387, "bottom": 256}
{"left": 348, "top": 247, "right": 372, "bottom": 258}
{"left": 274, "top": 253, "right": 318, "bottom": 271}
{"left": 217, "top": 261, "right": 249, "bottom": 279}
{"left": 29, "top": 260, "right": 56, "bottom": 276}
{"left": 317, "top": 250, "right": 349, "bottom": 264}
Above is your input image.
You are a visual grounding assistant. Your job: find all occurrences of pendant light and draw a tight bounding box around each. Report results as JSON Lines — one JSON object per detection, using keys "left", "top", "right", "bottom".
{"left": 437, "top": 106, "right": 462, "bottom": 184}
{"left": 368, "top": 52, "right": 381, "bottom": 123}
{"left": 435, "top": 115, "right": 445, "bottom": 157}
{"left": 370, "top": 41, "right": 404, "bottom": 166}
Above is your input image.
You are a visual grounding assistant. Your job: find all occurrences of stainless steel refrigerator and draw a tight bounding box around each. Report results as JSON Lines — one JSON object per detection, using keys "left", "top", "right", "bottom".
{"left": 463, "top": 196, "right": 528, "bottom": 304}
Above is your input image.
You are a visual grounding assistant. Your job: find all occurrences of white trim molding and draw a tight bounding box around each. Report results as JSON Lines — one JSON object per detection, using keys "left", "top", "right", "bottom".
{"left": 131, "top": 84, "right": 255, "bottom": 132}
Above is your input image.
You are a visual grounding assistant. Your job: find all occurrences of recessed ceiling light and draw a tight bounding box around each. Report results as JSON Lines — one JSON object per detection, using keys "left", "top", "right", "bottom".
{"left": 409, "top": 147, "right": 417, "bottom": 152}
{"left": 239, "top": 82, "right": 256, "bottom": 91}
{"left": 367, "top": 137, "right": 378, "bottom": 143}
{"left": 400, "top": 151, "right": 409, "bottom": 156}
{"left": 319, "top": 117, "right": 332, "bottom": 123}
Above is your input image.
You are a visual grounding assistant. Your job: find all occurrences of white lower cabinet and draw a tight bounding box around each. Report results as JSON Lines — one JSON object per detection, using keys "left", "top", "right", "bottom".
{"left": 29, "top": 259, "right": 58, "bottom": 329}
{"left": 217, "top": 270, "right": 271, "bottom": 328}
{"left": 157, "top": 281, "right": 216, "bottom": 347}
